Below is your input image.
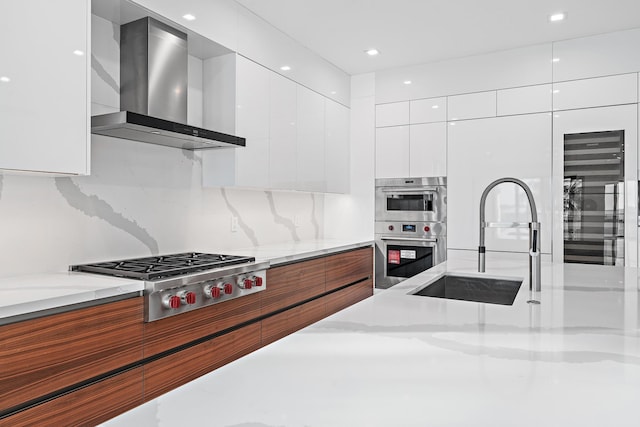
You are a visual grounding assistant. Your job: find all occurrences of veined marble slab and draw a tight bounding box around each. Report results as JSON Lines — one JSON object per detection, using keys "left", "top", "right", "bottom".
{"left": 101, "top": 252, "right": 640, "bottom": 427}
{"left": 219, "top": 239, "right": 374, "bottom": 265}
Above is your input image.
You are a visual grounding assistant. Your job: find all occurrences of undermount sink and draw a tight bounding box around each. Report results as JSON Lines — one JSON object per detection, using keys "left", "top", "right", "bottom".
{"left": 412, "top": 274, "right": 523, "bottom": 305}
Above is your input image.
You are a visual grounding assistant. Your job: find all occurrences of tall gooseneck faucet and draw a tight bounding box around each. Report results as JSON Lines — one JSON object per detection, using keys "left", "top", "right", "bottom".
{"left": 478, "top": 178, "right": 541, "bottom": 297}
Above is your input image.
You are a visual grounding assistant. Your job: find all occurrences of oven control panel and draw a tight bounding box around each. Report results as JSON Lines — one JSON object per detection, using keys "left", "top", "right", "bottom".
{"left": 145, "top": 269, "right": 267, "bottom": 322}
{"left": 375, "top": 221, "right": 446, "bottom": 239}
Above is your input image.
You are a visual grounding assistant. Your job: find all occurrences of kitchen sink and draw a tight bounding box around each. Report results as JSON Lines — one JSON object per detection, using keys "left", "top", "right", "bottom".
{"left": 412, "top": 274, "right": 523, "bottom": 305}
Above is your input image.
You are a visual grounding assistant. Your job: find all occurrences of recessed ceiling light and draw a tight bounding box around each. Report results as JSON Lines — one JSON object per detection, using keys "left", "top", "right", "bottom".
{"left": 365, "top": 49, "right": 379, "bottom": 56}
{"left": 183, "top": 14, "right": 196, "bottom": 21}
{"left": 552, "top": 57, "right": 560, "bottom": 63}
{"left": 432, "top": 105, "right": 439, "bottom": 109}
{"left": 549, "top": 12, "right": 566, "bottom": 22}
{"left": 0, "top": 76, "right": 10, "bottom": 83}
{"left": 403, "top": 80, "right": 412, "bottom": 85}
{"left": 330, "top": 91, "right": 337, "bottom": 95}
{"left": 280, "top": 65, "right": 291, "bottom": 71}
{"left": 73, "top": 50, "right": 84, "bottom": 56}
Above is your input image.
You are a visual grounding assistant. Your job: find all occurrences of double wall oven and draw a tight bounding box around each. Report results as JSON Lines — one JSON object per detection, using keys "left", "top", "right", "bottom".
{"left": 375, "top": 177, "right": 447, "bottom": 289}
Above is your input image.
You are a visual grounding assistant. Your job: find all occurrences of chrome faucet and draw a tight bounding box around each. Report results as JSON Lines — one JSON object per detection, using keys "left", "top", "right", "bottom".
{"left": 478, "top": 178, "right": 541, "bottom": 299}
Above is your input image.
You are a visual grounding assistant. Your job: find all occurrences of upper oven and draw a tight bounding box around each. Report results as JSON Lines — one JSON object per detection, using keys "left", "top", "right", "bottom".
{"left": 375, "top": 177, "right": 447, "bottom": 222}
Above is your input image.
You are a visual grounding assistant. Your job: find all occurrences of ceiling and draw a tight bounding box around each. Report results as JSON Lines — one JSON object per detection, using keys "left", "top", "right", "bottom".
{"left": 234, "top": 0, "right": 640, "bottom": 75}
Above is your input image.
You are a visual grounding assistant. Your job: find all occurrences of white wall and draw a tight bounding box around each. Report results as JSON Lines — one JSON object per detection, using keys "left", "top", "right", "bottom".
{"left": 324, "top": 73, "right": 376, "bottom": 240}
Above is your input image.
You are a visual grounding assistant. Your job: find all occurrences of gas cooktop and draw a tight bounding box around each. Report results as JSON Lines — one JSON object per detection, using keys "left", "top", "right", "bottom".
{"left": 71, "top": 252, "right": 268, "bottom": 322}
{"left": 71, "top": 252, "right": 255, "bottom": 280}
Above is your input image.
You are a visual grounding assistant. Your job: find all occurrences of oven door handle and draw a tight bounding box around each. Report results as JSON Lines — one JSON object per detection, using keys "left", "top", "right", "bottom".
{"left": 379, "top": 187, "right": 439, "bottom": 193}
{"left": 380, "top": 237, "right": 438, "bottom": 243}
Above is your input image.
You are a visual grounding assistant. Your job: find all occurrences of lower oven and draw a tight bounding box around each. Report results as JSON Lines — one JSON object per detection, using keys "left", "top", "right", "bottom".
{"left": 374, "top": 221, "right": 447, "bottom": 289}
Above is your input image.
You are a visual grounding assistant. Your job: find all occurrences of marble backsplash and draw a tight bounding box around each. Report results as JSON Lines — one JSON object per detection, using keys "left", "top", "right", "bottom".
{"left": 0, "top": 136, "right": 323, "bottom": 278}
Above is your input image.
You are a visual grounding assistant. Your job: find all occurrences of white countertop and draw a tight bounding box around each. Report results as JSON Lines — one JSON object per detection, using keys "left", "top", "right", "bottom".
{"left": 0, "top": 240, "right": 372, "bottom": 322}
{"left": 0, "top": 273, "right": 143, "bottom": 323}
{"left": 101, "top": 251, "right": 640, "bottom": 427}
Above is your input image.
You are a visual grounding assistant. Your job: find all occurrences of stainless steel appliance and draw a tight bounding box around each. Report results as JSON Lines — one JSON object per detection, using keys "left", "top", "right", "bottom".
{"left": 375, "top": 177, "right": 447, "bottom": 289}
{"left": 91, "top": 17, "right": 245, "bottom": 150}
{"left": 71, "top": 252, "right": 268, "bottom": 322}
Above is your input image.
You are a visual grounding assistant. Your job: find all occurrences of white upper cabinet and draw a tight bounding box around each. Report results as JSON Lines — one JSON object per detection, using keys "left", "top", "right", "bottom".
{"left": 448, "top": 91, "right": 497, "bottom": 121}
{"left": 296, "top": 86, "right": 326, "bottom": 192}
{"left": 552, "top": 29, "right": 640, "bottom": 82}
{"left": 375, "top": 126, "right": 410, "bottom": 178}
{"left": 409, "top": 123, "right": 447, "bottom": 177}
{"left": 0, "top": 0, "right": 89, "bottom": 175}
{"left": 497, "top": 84, "right": 552, "bottom": 116}
{"left": 269, "top": 72, "right": 297, "bottom": 190}
{"left": 375, "top": 102, "right": 409, "bottom": 127}
{"left": 552, "top": 73, "right": 638, "bottom": 111}
{"left": 410, "top": 97, "right": 447, "bottom": 124}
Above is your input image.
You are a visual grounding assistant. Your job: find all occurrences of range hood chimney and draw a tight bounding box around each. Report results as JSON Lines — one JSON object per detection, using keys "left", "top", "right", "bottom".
{"left": 91, "top": 17, "right": 245, "bottom": 150}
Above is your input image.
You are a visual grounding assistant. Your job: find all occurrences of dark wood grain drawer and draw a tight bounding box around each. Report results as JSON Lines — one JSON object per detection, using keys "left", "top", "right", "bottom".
{"left": 0, "top": 368, "right": 143, "bottom": 427}
{"left": 325, "top": 247, "right": 373, "bottom": 292}
{"left": 143, "top": 292, "right": 262, "bottom": 357}
{"left": 143, "top": 323, "right": 262, "bottom": 401}
{"left": 325, "top": 278, "right": 373, "bottom": 317}
{"left": 262, "top": 257, "right": 325, "bottom": 314}
{"left": 261, "top": 297, "right": 325, "bottom": 346}
{"left": 0, "top": 297, "right": 144, "bottom": 413}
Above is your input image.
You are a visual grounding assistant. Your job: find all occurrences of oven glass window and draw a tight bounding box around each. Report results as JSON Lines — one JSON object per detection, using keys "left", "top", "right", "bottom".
{"left": 387, "top": 194, "right": 434, "bottom": 212}
{"left": 386, "top": 245, "right": 433, "bottom": 278}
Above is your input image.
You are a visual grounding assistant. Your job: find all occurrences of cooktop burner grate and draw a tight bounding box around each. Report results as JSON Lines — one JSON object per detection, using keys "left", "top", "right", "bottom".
{"left": 71, "top": 252, "right": 256, "bottom": 280}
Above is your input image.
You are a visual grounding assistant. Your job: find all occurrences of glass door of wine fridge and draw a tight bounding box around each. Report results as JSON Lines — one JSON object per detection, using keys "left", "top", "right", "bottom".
{"left": 563, "top": 130, "right": 624, "bottom": 265}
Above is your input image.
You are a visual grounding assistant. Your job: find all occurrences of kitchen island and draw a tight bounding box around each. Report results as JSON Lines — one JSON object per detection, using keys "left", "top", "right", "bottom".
{"left": 101, "top": 251, "right": 640, "bottom": 427}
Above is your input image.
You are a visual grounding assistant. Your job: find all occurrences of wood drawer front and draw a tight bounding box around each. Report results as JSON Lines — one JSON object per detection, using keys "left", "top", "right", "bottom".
{"left": 261, "top": 298, "right": 325, "bottom": 346}
{"left": 0, "top": 297, "right": 144, "bottom": 413}
{"left": 144, "top": 292, "right": 262, "bottom": 357}
{"left": 325, "top": 248, "right": 373, "bottom": 292}
{"left": 325, "top": 278, "right": 373, "bottom": 317}
{"left": 262, "top": 257, "right": 325, "bottom": 315}
{"left": 143, "top": 323, "right": 262, "bottom": 401}
{"left": 0, "top": 368, "right": 144, "bottom": 427}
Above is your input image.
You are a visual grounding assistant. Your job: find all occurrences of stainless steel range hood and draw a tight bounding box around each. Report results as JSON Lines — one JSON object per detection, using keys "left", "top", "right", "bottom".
{"left": 91, "top": 17, "right": 245, "bottom": 150}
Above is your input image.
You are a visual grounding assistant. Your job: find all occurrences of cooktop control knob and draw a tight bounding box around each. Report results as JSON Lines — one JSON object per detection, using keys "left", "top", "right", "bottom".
{"left": 178, "top": 290, "right": 197, "bottom": 305}
{"left": 162, "top": 294, "right": 181, "bottom": 309}
{"left": 204, "top": 283, "right": 221, "bottom": 299}
{"left": 253, "top": 276, "right": 263, "bottom": 287}
{"left": 223, "top": 283, "right": 233, "bottom": 294}
{"left": 238, "top": 277, "right": 253, "bottom": 289}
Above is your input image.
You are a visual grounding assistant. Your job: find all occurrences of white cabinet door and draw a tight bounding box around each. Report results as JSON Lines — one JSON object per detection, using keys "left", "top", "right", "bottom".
{"left": 0, "top": 0, "right": 89, "bottom": 174}
{"left": 269, "top": 72, "right": 297, "bottom": 190}
{"left": 296, "top": 86, "right": 326, "bottom": 191}
{"left": 325, "top": 100, "right": 350, "bottom": 193}
{"left": 552, "top": 73, "right": 638, "bottom": 111}
{"left": 410, "top": 97, "right": 447, "bottom": 124}
{"left": 409, "top": 123, "right": 447, "bottom": 177}
{"left": 447, "top": 114, "right": 552, "bottom": 254}
{"left": 497, "top": 84, "right": 552, "bottom": 116}
{"left": 375, "top": 102, "right": 409, "bottom": 127}
{"left": 234, "top": 56, "right": 270, "bottom": 187}
{"left": 375, "top": 126, "right": 410, "bottom": 178}
{"left": 448, "top": 91, "right": 497, "bottom": 121}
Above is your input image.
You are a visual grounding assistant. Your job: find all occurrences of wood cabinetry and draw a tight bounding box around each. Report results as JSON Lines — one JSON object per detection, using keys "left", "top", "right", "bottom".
{"left": 143, "top": 323, "right": 262, "bottom": 401}
{"left": 0, "top": 297, "right": 143, "bottom": 414}
{"left": 0, "top": 368, "right": 143, "bottom": 427}
{"left": 261, "top": 247, "right": 374, "bottom": 345}
{"left": 1, "top": 247, "right": 373, "bottom": 423}
{"left": 143, "top": 291, "right": 262, "bottom": 357}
